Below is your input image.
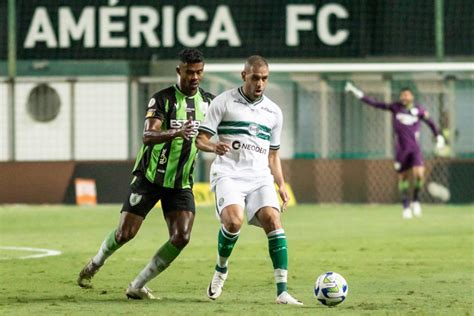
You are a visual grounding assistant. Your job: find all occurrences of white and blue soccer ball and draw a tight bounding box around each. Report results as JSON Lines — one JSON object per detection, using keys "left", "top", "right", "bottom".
{"left": 314, "top": 271, "right": 348, "bottom": 306}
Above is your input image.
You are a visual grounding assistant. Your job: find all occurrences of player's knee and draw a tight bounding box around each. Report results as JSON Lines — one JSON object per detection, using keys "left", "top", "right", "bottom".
{"left": 223, "top": 221, "right": 242, "bottom": 234}
{"left": 170, "top": 232, "right": 191, "bottom": 249}
{"left": 115, "top": 228, "right": 137, "bottom": 244}
{"left": 266, "top": 218, "right": 282, "bottom": 232}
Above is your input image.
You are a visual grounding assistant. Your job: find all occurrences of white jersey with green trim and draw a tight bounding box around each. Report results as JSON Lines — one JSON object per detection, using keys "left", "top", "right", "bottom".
{"left": 199, "top": 87, "right": 283, "bottom": 186}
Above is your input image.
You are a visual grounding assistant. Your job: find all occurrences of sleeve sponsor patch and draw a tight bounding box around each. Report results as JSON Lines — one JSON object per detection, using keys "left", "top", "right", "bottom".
{"left": 146, "top": 110, "right": 156, "bottom": 118}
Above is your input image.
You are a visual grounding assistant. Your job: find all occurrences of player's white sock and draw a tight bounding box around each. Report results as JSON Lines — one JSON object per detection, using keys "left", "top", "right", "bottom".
{"left": 412, "top": 201, "right": 422, "bottom": 217}
{"left": 403, "top": 208, "right": 413, "bottom": 219}
{"left": 130, "top": 241, "right": 181, "bottom": 289}
{"left": 92, "top": 229, "right": 122, "bottom": 266}
{"left": 216, "top": 226, "right": 240, "bottom": 273}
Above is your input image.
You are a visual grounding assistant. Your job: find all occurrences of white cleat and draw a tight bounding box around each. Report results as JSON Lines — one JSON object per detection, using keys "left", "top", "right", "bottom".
{"left": 412, "top": 202, "right": 422, "bottom": 217}
{"left": 276, "top": 291, "right": 304, "bottom": 305}
{"left": 126, "top": 284, "right": 158, "bottom": 300}
{"left": 402, "top": 208, "right": 413, "bottom": 219}
{"left": 207, "top": 270, "right": 228, "bottom": 300}
{"left": 77, "top": 259, "right": 102, "bottom": 288}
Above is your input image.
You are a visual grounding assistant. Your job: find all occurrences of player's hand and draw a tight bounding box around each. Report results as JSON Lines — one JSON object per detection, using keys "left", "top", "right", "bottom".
{"left": 436, "top": 135, "right": 446, "bottom": 150}
{"left": 177, "top": 119, "right": 196, "bottom": 141}
{"left": 278, "top": 185, "right": 290, "bottom": 212}
{"left": 214, "top": 142, "right": 231, "bottom": 155}
{"left": 344, "top": 82, "right": 364, "bottom": 99}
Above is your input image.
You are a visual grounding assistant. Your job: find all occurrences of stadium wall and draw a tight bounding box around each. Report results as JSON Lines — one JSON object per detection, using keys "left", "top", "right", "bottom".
{"left": 1, "top": 160, "right": 472, "bottom": 204}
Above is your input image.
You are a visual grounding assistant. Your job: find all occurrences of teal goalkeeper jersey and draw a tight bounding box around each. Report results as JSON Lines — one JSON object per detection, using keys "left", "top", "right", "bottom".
{"left": 132, "top": 85, "right": 214, "bottom": 189}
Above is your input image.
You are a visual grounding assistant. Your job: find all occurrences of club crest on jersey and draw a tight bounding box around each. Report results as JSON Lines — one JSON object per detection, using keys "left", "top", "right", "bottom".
{"left": 248, "top": 123, "right": 260, "bottom": 136}
{"left": 129, "top": 193, "right": 142, "bottom": 206}
{"left": 396, "top": 113, "right": 419, "bottom": 126}
{"left": 200, "top": 101, "right": 209, "bottom": 113}
{"left": 409, "top": 107, "right": 419, "bottom": 116}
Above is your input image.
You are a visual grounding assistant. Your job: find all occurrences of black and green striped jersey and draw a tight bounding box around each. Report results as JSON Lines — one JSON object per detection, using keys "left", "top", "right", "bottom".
{"left": 132, "top": 85, "right": 214, "bottom": 189}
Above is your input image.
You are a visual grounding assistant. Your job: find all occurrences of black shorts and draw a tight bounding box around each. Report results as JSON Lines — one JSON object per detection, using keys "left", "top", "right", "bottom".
{"left": 121, "top": 175, "right": 195, "bottom": 218}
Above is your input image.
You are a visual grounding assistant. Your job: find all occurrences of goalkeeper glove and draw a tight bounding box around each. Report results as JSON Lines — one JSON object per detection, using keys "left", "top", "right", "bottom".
{"left": 344, "top": 82, "right": 364, "bottom": 99}
{"left": 436, "top": 135, "right": 446, "bottom": 150}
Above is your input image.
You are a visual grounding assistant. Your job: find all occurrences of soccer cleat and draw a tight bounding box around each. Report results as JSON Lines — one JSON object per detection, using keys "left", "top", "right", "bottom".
{"left": 126, "top": 284, "right": 158, "bottom": 300}
{"left": 77, "top": 259, "right": 102, "bottom": 288}
{"left": 412, "top": 202, "right": 422, "bottom": 217}
{"left": 276, "top": 291, "right": 304, "bottom": 305}
{"left": 402, "top": 208, "right": 413, "bottom": 219}
{"left": 207, "top": 270, "right": 228, "bottom": 300}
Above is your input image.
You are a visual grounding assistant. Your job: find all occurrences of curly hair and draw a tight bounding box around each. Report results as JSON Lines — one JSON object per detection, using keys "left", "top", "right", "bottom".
{"left": 178, "top": 48, "right": 204, "bottom": 64}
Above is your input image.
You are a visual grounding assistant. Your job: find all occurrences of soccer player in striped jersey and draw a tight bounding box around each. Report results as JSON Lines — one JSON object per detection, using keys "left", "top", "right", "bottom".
{"left": 196, "top": 56, "right": 303, "bottom": 305}
{"left": 77, "top": 49, "right": 214, "bottom": 299}
{"left": 345, "top": 82, "right": 445, "bottom": 219}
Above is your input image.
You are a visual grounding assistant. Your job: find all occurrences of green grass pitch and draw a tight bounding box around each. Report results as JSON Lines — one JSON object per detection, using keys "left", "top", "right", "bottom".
{"left": 0, "top": 204, "right": 472, "bottom": 315}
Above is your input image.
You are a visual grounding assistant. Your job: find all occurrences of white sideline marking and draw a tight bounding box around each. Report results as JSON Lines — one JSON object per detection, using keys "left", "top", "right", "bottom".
{"left": 0, "top": 246, "right": 62, "bottom": 259}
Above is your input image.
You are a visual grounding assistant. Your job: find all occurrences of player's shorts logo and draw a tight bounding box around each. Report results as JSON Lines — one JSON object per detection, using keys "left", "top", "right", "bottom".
{"left": 248, "top": 123, "right": 259, "bottom": 136}
{"left": 218, "top": 197, "right": 224, "bottom": 206}
{"left": 129, "top": 193, "right": 143, "bottom": 206}
{"left": 232, "top": 141, "right": 241, "bottom": 150}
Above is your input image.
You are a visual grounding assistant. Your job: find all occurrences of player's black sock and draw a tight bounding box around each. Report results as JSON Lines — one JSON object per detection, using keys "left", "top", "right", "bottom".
{"left": 413, "top": 178, "right": 424, "bottom": 201}
{"left": 398, "top": 180, "right": 410, "bottom": 208}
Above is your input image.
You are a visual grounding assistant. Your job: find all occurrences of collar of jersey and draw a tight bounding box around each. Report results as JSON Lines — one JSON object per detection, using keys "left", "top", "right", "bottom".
{"left": 174, "top": 84, "right": 199, "bottom": 98}
{"left": 238, "top": 87, "right": 264, "bottom": 106}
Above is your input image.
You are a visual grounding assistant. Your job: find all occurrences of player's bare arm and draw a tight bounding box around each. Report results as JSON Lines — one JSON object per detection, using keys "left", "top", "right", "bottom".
{"left": 195, "top": 131, "right": 231, "bottom": 155}
{"left": 268, "top": 149, "right": 290, "bottom": 210}
{"left": 143, "top": 117, "right": 195, "bottom": 145}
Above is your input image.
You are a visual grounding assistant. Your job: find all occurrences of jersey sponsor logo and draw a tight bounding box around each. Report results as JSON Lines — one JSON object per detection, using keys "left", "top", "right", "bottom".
{"left": 232, "top": 140, "right": 241, "bottom": 150}
{"left": 170, "top": 119, "right": 201, "bottom": 137}
{"left": 148, "top": 98, "right": 156, "bottom": 108}
{"left": 232, "top": 140, "right": 267, "bottom": 155}
{"left": 396, "top": 113, "right": 419, "bottom": 126}
{"left": 129, "top": 193, "right": 143, "bottom": 206}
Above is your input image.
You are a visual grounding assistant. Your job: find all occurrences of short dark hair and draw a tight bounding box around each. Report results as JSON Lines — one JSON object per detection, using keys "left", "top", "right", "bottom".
{"left": 400, "top": 87, "right": 413, "bottom": 94}
{"left": 245, "top": 55, "right": 268, "bottom": 69}
{"left": 178, "top": 48, "right": 204, "bottom": 64}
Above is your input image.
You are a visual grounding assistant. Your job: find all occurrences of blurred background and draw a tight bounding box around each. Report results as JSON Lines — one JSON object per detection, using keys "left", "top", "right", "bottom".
{"left": 0, "top": 0, "right": 472, "bottom": 204}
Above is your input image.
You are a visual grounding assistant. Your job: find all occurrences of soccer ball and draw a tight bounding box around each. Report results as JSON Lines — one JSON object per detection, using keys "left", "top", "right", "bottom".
{"left": 314, "top": 272, "right": 348, "bottom": 306}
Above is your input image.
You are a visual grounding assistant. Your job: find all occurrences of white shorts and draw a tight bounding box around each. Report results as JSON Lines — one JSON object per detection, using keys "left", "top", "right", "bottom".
{"left": 213, "top": 176, "right": 280, "bottom": 227}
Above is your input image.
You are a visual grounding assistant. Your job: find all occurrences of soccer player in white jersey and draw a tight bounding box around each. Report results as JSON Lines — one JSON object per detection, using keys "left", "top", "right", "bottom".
{"left": 196, "top": 55, "right": 303, "bottom": 305}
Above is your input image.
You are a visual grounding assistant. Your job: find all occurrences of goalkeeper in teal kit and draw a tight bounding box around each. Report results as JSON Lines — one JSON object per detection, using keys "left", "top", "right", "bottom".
{"left": 345, "top": 82, "right": 445, "bottom": 219}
